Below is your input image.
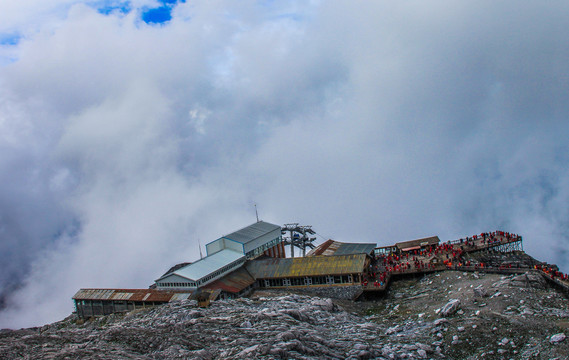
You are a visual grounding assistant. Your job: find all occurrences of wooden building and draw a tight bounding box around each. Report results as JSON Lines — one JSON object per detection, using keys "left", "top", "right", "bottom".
{"left": 73, "top": 289, "right": 193, "bottom": 318}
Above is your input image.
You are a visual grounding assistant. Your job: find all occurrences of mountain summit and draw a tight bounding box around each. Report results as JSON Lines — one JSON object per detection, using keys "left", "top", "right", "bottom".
{"left": 1, "top": 270, "right": 567, "bottom": 359}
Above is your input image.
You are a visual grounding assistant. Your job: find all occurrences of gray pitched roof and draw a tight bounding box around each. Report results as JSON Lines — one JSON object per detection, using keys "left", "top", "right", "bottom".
{"left": 222, "top": 221, "right": 281, "bottom": 244}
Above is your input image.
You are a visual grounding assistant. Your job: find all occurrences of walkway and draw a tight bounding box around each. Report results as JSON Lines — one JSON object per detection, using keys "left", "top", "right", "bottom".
{"left": 360, "top": 231, "right": 569, "bottom": 294}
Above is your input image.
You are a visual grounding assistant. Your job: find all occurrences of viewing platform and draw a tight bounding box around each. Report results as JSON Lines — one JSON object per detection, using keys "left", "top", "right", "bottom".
{"left": 362, "top": 231, "right": 527, "bottom": 294}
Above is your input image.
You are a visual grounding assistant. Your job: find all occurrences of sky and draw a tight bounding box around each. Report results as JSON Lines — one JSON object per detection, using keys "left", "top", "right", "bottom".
{"left": 0, "top": 0, "right": 568, "bottom": 328}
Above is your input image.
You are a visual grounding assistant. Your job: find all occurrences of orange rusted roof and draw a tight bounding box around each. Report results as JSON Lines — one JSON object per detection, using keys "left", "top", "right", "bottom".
{"left": 202, "top": 266, "right": 256, "bottom": 294}
{"left": 306, "top": 239, "right": 335, "bottom": 256}
{"left": 72, "top": 288, "right": 193, "bottom": 302}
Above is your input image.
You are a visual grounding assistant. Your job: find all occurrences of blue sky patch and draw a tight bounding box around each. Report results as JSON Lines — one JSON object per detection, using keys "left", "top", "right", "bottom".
{"left": 90, "top": 0, "right": 185, "bottom": 24}
{"left": 91, "top": 0, "right": 131, "bottom": 16}
{"left": 142, "top": 6, "right": 172, "bottom": 24}
{"left": 0, "top": 33, "right": 21, "bottom": 46}
{"left": 142, "top": 0, "right": 185, "bottom": 24}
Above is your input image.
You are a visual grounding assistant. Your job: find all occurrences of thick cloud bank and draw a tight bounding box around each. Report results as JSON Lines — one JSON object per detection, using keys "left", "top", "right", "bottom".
{"left": 1, "top": 1, "right": 568, "bottom": 328}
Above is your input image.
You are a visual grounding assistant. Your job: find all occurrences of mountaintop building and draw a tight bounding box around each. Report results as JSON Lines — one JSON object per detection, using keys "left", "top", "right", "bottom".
{"left": 72, "top": 223, "right": 536, "bottom": 319}
{"left": 154, "top": 221, "right": 284, "bottom": 290}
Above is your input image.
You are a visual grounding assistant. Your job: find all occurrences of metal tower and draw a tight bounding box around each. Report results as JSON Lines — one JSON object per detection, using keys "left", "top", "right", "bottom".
{"left": 281, "top": 223, "right": 317, "bottom": 257}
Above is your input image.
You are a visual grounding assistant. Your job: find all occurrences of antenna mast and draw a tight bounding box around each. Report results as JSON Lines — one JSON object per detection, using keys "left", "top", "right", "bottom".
{"left": 198, "top": 237, "right": 204, "bottom": 259}
{"left": 254, "top": 203, "right": 259, "bottom": 222}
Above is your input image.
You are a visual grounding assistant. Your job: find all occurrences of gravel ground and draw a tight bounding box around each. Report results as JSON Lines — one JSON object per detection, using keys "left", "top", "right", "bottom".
{"left": 0, "top": 271, "right": 567, "bottom": 359}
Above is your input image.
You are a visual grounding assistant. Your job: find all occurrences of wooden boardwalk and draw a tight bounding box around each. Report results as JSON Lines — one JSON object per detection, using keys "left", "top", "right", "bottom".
{"left": 360, "top": 232, "right": 569, "bottom": 296}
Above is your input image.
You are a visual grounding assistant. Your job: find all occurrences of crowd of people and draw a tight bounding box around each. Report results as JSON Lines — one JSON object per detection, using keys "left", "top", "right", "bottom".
{"left": 456, "top": 231, "right": 522, "bottom": 248}
{"left": 361, "top": 231, "right": 526, "bottom": 289}
{"left": 536, "top": 264, "right": 569, "bottom": 282}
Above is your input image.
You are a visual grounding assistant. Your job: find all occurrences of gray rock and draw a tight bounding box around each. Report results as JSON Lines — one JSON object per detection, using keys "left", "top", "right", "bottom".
{"left": 184, "top": 299, "right": 199, "bottom": 307}
{"left": 3, "top": 271, "right": 569, "bottom": 360}
{"left": 510, "top": 273, "right": 547, "bottom": 289}
{"left": 311, "top": 298, "right": 335, "bottom": 312}
{"left": 550, "top": 333, "right": 566, "bottom": 343}
{"left": 192, "top": 349, "right": 213, "bottom": 359}
{"left": 520, "top": 307, "right": 534, "bottom": 316}
{"left": 440, "top": 299, "right": 461, "bottom": 317}
{"left": 473, "top": 286, "right": 488, "bottom": 297}
{"left": 240, "top": 320, "right": 252, "bottom": 328}
{"left": 433, "top": 318, "right": 448, "bottom": 326}
{"left": 386, "top": 325, "right": 400, "bottom": 334}
{"left": 353, "top": 343, "right": 368, "bottom": 350}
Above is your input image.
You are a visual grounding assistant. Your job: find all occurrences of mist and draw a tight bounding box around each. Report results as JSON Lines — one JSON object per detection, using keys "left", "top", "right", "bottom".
{"left": 1, "top": 1, "right": 568, "bottom": 328}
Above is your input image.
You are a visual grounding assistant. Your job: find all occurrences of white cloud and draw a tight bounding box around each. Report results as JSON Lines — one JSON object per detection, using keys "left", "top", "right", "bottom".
{"left": 1, "top": 1, "right": 569, "bottom": 328}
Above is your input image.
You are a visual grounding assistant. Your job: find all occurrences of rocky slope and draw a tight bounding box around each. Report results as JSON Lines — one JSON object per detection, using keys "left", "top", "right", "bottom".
{"left": 1, "top": 271, "right": 568, "bottom": 359}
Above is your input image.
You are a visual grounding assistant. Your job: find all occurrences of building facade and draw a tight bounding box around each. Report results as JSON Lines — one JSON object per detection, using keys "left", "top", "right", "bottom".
{"left": 154, "top": 221, "right": 284, "bottom": 290}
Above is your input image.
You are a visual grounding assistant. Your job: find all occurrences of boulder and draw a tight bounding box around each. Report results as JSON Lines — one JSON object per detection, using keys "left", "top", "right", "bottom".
{"left": 433, "top": 318, "right": 448, "bottom": 326}
{"left": 239, "top": 320, "right": 252, "bottom": 328}
{"left": 440, "top": 299, "right": 461, "bottom": 317}
{"left": 509, "top": 273, "right": 546, "bottom": 289}
{"left": 310, "top": 298, "right": 335, "bottom": 312}
{"left": 192, "top": 349, "right": 212, "bottom": 360}
{"left": 473, "top": 286, "right": 488, "bottom": 298}
{"left": 550, "top": 333, "right": 566, "bottom": 343}
{"left": 417, "top": 343, "right": 433, "bottom": 353}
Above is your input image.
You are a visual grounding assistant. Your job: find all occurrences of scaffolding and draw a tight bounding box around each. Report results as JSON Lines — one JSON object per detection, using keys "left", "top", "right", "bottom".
{"left": 464, "top": 249, "right": 539, "bottom": 269}
{"left": 486, "top": 237, "right": 523, "bottom": 253}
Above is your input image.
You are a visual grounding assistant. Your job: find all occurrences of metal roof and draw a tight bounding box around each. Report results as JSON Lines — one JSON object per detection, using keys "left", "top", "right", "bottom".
{"left": 72, "top": 289, "right": 193, "bottom": 302}
{"left": 334, "top": 242, "right": 376, "bottom": 256}
{"left": 160, "top": 249, "right": 245, "bottom": 282}
{"left": 307, "top": 240, "right": 376, "bottom": 256}
{"left": 396, "top": 236, "right": 440, "bottom": 250}
{"left": 202, "top": 266, "right": 256, "bottom": 294}
{"left": 161, "top": 262, "right": 192, "bottom": 277}
{"left": 220, "top": 221, "right": 281, "bottom": 245}
{"left": 246, "top": 254, "right": 368, "bottom": 279}
{"left": 306, "top": 239, "right": 334, "bottom": 256}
